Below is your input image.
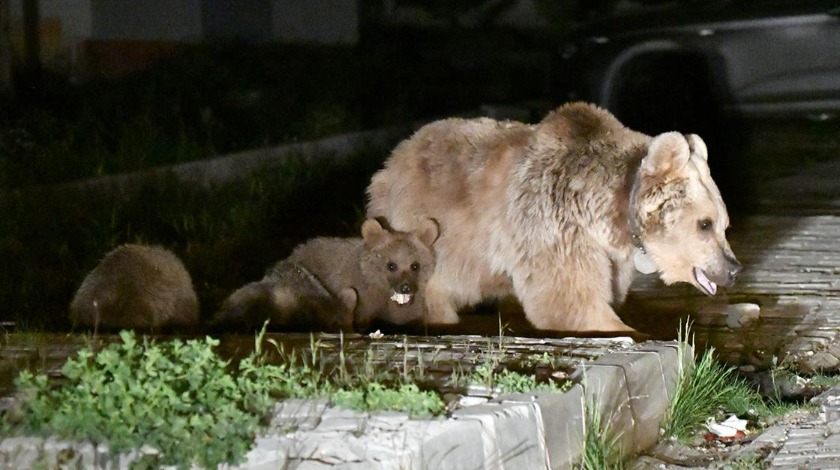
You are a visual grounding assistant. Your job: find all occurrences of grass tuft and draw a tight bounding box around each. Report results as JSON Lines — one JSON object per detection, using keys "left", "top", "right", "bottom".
{"left": 332, "top": 382, "right": 445, "bottom": 418}
{"left": 581, "top": 398, "right": 625, "bottom": 470}
{"left": 662, "top": 322, "right": 765, "bottom": 441}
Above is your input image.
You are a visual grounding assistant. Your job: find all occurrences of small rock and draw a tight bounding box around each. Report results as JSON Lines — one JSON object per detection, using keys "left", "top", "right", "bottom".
{"left": 458, "top": 395, "right": 490, "bottom": 407}
{"left": 826, "top": 341, "right": 840, "bottom": 358}
{"left": 816, "top": 393, "right": 840, "bottom": 423}
{"left": 752, "top": 371, "right": 807, "bottom": 399}
{"left": 645, "top": 439, "right": 717, "bottom": 467}
{"left": 726, "top": 303, "right": 761, "bottom": 329}
{"left": 799, "top": 351, "right": 840, "bottom": 374}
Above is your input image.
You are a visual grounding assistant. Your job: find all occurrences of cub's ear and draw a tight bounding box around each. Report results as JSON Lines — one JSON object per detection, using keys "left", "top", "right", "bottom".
{"left": 685, "top": 134, "right": 708, "bottom": 161}
{"left": 641, "top": 132, "right": 691, "bottom": 178}
{"left": 361, "top": 218, "right": 387, "bottom": 247}
{"left": 415, "top": 218, "right": 440, "bottom": 248}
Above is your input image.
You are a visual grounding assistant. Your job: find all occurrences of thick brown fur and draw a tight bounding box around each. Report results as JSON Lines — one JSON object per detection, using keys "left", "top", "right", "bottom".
{"left": 69, "top": 244, "right": 199, "bottom": 331}
{"left": 213, "top": 218, "right": 438, "bottom": 332}
{"left": 367, "top": 102, "right": 740, "bottom": 332}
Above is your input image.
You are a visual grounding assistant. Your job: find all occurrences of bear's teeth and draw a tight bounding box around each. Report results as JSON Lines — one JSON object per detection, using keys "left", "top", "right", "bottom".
{"left": 390, "top": 292, "right": 412, "bottom": 305}
{"left": 694, "top": 267, "right": 718, "bottom": 296}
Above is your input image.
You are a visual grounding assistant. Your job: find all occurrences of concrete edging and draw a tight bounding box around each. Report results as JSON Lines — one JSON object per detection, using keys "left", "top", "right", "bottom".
{"left": 0, "top": 340, "right": 689, "bottom": 469}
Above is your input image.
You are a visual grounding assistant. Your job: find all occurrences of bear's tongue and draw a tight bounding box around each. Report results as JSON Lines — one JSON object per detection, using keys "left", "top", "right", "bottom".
{"left": 694, "top": 267, "right": 718, "bottom": 296}
{"left": 390, "top": 291, "right": 413, "bottom": 306}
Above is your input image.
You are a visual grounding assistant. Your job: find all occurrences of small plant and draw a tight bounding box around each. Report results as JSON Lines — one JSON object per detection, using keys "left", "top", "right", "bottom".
{"left": 463, "top": 362, "right": 570, "bottom": 394}
{"left": 495, "top": 368, "right": 570, "bottom": 394}
{"left": 581, "top": 399, "right": 625, "bottom": 470}
{"left": 9, "top": 331, "right": 266, "bottom": 469}
{"left": 662, "top": 323, "right": 765, "bottom": 441}
{"left": 449, "top": 318, "right": 572, "bottom": 395}
{"left": 723, "top": 453, "right": 769, "bottom": 470}
{"left": 331, "top": 382, "right": 445, "bottom": 418}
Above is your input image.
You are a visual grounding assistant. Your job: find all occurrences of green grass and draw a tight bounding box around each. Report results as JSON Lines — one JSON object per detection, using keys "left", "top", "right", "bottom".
{"left": 4, "top": 328, "right": 441, "bottom": 467}
{"left": 660, "top": 323, "right": 825, "bottom": 445}
{"left": 332, "top": 382, "right": 445, "bottom": 418}
{"left": 446, "top": 322, "right": 573, "bottom": 395}
{"left": 9, "top": 331, "right": 266, "bottom": 469}
{"left": 662, "top": 326, "right": 765, "bottom": 441}
{"left": 581, "top": 399, "right": 625, "bottom": 470}
{"left": 464, "top": 361, "right": 571, "bottom": 394}
{"left": 4, "top": 325, "right": 577, "bottom": 467}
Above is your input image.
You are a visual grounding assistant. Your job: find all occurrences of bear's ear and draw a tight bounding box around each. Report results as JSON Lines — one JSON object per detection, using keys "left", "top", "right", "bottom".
{"left": 685, "top": 134, "right": 708, "bottom": 161}
{"left": 415, "top": 218, "right": 440, "bottom": 248}
{"left": 641, "top": 132, "right": 691, "bottom": 178}
{"left": 361, "top": 218, "right": 387, "bottom": 247}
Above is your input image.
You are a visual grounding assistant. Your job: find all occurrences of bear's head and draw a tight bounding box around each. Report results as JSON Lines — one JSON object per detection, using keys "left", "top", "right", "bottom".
{"left": 631, "top": 132, "right": 741, "bottom": 296}
{"left": 359, "top": 218, "right": 438, "bottom": 325}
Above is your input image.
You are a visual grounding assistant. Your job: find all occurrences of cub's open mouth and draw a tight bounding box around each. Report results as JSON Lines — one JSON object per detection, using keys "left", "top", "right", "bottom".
{"left": 390, "top": 291, "right": 414, "bottom": 306}
{"left": 693, "top": 267, "right": 718, "bottom": 296}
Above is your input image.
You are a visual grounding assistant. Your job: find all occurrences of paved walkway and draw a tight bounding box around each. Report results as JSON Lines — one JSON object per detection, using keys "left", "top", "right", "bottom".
{"left": 631, "top": 384, "right": 840, "bottom": 469}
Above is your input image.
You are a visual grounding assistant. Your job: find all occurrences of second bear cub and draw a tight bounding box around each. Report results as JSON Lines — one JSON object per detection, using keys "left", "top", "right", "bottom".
{"left": 214, "top": 218, "right": 438, "bottom": 332}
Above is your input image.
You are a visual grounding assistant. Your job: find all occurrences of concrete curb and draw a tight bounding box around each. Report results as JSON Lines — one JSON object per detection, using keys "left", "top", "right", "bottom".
{"left": 0, "top": 340, "right": 690, "bottom": 469}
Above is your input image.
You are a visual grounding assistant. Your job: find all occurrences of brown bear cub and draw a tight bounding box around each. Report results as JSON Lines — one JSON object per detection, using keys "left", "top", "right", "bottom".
{"left": 212, "top": 218, "right": 438, "bottom": 332}
{"left": 69, "top": 244, "right": 200, "bottom": 331}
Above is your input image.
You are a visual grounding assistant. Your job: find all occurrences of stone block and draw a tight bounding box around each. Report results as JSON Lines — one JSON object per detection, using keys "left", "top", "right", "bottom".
{"left": 366, "top": 411, "right": 411, "bottom": 432}
{"left": 315, "top": 406, "right": 369, "bottom": 433}
{"left": 498, "top": 385, "right": 585, "bottom": 470}
{"left": 234, "top": 436, "right": 290, "bottom": 470}
{"left": 419, "top": 418, "right": 486, "bottom": 470}
{"left": 594, "top": 351, "right": 670, "bottom": 453}
{"left": 292, "top": 461, "right": 336, "bottom": 470}
{"left": 285, "top": 430, "right": 370, "bottom": 465}
{"left": 574, "top": 362, "right": 635, "bottom": 459}
{"left": 635, "top": 342, "right": 691, "bottom": 402}
{"left": 0, "top": 437, "right": 44, "bottom": 469}
{"left": 452, "top": 402, "right": 550, "bottom": 470}
{"left": 725, "top": 303, "right": 761, "bottom": 329}
{"left": 268, "top": 398, "right": 328, "bottom": 432}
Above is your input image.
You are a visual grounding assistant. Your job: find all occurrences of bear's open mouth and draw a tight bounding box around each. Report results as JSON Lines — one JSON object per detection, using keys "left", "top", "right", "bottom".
{"left": 693, "top": 267, "right": 718, "bottom": 296}
{"left": 390, "top": 291, "right": 414, "bottom": 306}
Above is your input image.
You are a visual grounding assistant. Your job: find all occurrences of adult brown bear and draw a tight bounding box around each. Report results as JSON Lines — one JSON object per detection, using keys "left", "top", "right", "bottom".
{"left": 367, "top": 102, "right": 740, "bottom": 332}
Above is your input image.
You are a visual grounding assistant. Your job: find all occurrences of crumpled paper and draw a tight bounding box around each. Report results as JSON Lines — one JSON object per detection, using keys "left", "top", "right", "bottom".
{"left": 705, "top": 415, "right": 749, "bottom": 442}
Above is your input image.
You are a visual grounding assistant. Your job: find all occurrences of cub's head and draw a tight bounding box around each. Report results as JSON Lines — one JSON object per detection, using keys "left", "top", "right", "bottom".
{"left": 359, "top": 218, "right": 438, "bottom": 325}
{"left": 631, "top": 132, "right": 741, "bottom": 296}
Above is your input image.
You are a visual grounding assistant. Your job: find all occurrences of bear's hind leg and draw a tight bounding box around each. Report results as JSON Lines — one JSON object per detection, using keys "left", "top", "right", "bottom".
{"left": 513, "top": 254, "right": 636, "bottom": 333}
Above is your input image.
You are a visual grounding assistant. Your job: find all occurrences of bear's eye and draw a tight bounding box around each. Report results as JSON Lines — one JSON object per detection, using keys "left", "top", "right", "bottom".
{"left": 410, "top": 262, "right": 420, "bottom": 271}
{"left": 387, "top": 262, "right": 397, "bottom": 272}
{"left": 698, "top": 218, "right": 713, "bottom": 232}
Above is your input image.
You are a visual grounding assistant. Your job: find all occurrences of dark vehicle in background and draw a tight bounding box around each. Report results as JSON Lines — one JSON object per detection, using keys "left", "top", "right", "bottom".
{"left": 563, "top": 0, "right": 840, "bottom": 137}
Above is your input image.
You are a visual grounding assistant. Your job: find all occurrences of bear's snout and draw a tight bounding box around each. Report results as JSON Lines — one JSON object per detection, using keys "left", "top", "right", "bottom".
{"left": 389, "top": 280, "right": 417, "bottom": 307}
{"left": 398, "top": 282, "right": 413, "bottom": 294}
{"left": 725, "top": 256, "right": 742, "bottom": 286}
